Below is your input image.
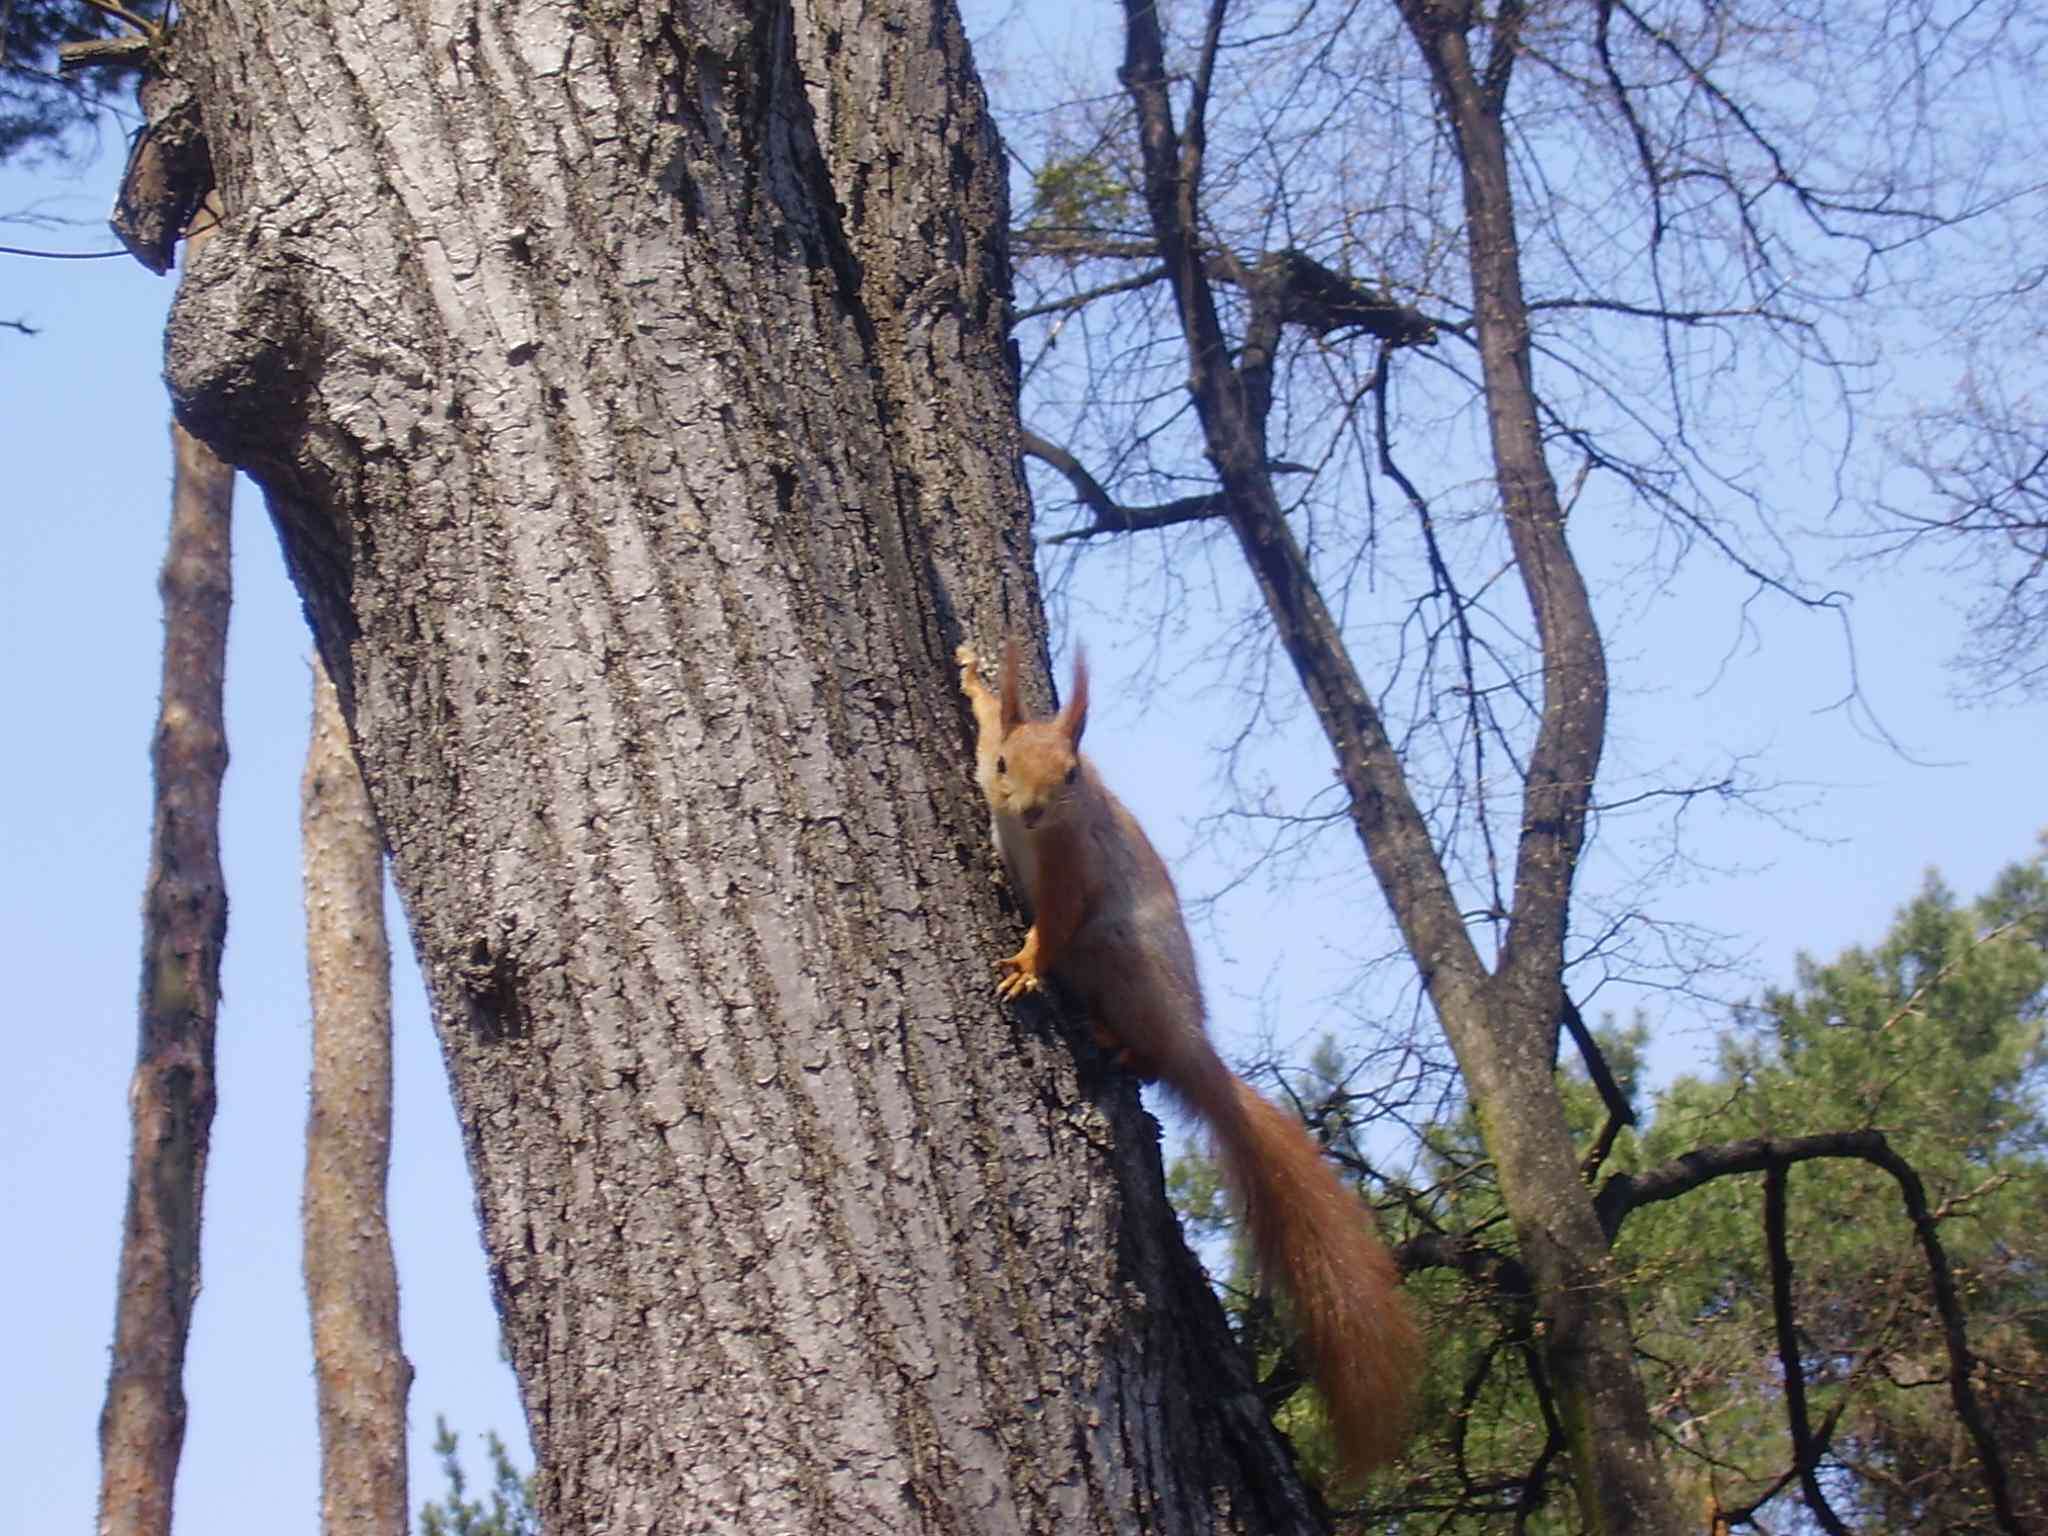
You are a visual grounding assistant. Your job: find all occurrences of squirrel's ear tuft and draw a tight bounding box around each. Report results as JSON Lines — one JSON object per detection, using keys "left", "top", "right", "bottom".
{"left": 999, "top": 638, "right": 1026, "bottom": 733}
{"left": 1059, "top": 647, "right": 1089, "bottom": 748}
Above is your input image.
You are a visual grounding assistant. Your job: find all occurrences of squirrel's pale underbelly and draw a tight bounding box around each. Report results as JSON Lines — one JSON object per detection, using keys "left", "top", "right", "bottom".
{"left": 990, "top": 810, "right": 1038, "bottom": 910}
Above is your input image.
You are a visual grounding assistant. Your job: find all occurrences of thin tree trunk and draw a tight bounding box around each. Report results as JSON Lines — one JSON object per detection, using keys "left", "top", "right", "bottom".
{"left": 97, "top": 410, "right": 233, "bottom": 1536}
{"left": 1395, "top": 16, "right": 1685, "bottom": 1529}
{"left": 302, "top": 655, "right": 411, "bottom": 1536}
{"left": 1117, "top": 0, "right": 1493, "bottom": 1030}
{"left": 1117, "top": 0, "right": 1685, "bottom": 1525}
{"left": 156, "top": 2, "right": 1324, "bottom": 1529}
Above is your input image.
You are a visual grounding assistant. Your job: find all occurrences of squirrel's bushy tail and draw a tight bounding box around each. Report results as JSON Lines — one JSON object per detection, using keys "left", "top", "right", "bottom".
{"left": 1199, "top": 1072, "right": 1421, "bottom": 1477}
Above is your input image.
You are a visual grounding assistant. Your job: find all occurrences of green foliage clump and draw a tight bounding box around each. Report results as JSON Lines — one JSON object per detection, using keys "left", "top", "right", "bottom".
{"left": 1629, "top": 855, "right": 2047, "bottom": 1533}
{"left": 1167, "top": 850, "right": 2048, "bottom": 1532}
{"left": 418, "top": 1416, "right": 538, "bottom": 1536}
{"left": 1024, "top": 154, "right": 1130, "bottom": 243}
{"left": 1, "top": 1, "right": 166, "bottom": 167}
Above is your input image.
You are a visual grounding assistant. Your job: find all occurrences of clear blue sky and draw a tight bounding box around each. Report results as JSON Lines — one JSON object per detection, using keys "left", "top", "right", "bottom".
{"left": 4, "top": 76, "right": 2043, "bottom": 1536}
{"left": 3, "top": 146, "right": 525, "bottom": 1534}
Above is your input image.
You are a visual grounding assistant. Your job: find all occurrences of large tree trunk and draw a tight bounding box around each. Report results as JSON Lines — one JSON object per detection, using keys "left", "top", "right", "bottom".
{"left": 158, "top": 2, "right": 1323, "bottom": 1529}
{"left": 98, "top": 414, "right": 233, "bottom": 1536}
{"left": 302, "top": 656, "right": 411, "bottom": 1536}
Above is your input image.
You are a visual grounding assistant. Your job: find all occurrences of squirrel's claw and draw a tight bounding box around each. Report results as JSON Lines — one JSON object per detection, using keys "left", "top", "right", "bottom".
{"left": 995, "top": 954, "right": 1041, "bottom": 1000}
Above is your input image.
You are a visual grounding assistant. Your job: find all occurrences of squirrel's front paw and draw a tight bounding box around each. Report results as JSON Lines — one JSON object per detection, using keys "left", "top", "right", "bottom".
{"left": 995, "top": 953, "right": 1042, "bottom": 1001}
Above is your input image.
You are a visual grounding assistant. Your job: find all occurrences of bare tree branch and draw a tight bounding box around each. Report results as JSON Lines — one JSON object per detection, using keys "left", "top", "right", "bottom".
{"left": 1013, "top": 265, "right": 1166, "bottom": 323}
{"left": 1598, "top": 1129, "right": 2025, "bottom": 1536}
{"left": 1557, "top": 991, "right": 1636, "bottom": 1185}
{"left": 1014, "top": 233, "right": 1437, "bottom": 345}
{"left": 1763, "top": 1163, "right": 1852, "bottom": 1536}
{"left": 1022, "top": 429, "right": 1311, "bottom": 542}
{"left": 1396, "top": 1231, "right": 1532, "bottom": 1300}
{"left": 1880, "top": 374, "right": 2048, "bottom": 697}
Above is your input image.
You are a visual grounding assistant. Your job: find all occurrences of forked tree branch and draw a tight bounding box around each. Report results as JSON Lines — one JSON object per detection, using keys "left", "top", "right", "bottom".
{"left": 1717, "top": 1396, "right": 1849, "bottom": 1530}
{"left": 1509, "top": 1338, "right": 1568, "bottom": 1532}
{"left": 1021, "top": 430, "right": 1309, "bottom": 542}
{"left": 1120, "top": 0, "right": 1493, "bottom": 1040}
{"left": 1015, "top": 232, "right": 1437, "bottom": 346}
{"left": 1397, "top": 1230, "right": 1533, "bottom": 1300}
{"left": 1599, "top": 1129, "right": 2024, "bottom": 1535}
{"left": 1558, "top": 991, "right": 1636, "bottom": 1179}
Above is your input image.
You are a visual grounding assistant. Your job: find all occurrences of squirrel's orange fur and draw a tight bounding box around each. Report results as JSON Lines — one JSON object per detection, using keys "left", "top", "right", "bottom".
{"left": 957, "top": 640, "right": 1421, "bottom": 1477}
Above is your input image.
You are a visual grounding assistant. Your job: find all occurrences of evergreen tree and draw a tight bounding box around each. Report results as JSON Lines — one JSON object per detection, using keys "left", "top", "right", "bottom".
{"left": 417, "top": 1419, "right": 537, "bottom": 1536}
{"left": 1628, "top": 854, "right": 2046, "bottom": 1532}
{"left": 1172, "top": 853, "right": 2046, "bottom": 1531}
{"left": 0, "top": 1, "right": 163, "bottom": 167}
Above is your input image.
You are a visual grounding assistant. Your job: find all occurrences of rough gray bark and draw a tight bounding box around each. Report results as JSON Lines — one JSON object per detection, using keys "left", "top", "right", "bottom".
{"left": 302, "top": 656, "right": 411, "bottom": 1536}
{"left": 98, "top": 410, "right": 233, "bottom": 1536}
{"left": 156, "top": 1, "right": 1325, "bottom": 1530}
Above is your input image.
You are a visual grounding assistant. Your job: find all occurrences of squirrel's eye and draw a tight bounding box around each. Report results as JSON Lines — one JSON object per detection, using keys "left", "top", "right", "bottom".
{"left": 1064, "top": 764, "right": 1078, "bottom": 785}
{"left": 995, "top": 756, "right": 1007, "bottom": 775}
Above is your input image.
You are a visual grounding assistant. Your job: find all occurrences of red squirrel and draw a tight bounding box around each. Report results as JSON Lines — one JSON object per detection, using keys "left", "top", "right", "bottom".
{"left": 956, "top": 641, "right": 1420, "bottom": 1476}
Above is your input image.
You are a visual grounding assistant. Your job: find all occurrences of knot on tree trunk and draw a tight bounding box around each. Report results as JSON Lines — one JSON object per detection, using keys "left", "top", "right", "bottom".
{"left": 1251, "top": 249, "right": 1437, "bottom": 347}
{"left": 112, "top": 73, "right": 213, "bottom": 276}
{"left": 165, "top": 229, "right": 347, "bottom": 501}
